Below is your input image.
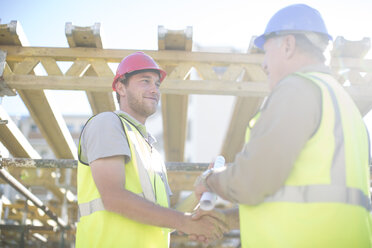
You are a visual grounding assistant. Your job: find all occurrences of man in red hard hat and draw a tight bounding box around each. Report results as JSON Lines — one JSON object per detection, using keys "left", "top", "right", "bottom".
{"left": 194, "top": 4, "right": 372, "bottom": 248}
{"left": 76, "top": 52, "right": 227, "bottom": 247}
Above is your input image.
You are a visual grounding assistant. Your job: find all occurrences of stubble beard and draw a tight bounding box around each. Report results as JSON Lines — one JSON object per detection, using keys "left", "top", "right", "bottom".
{"left": 127, "top": 93, "right": 157, "bottom": 119}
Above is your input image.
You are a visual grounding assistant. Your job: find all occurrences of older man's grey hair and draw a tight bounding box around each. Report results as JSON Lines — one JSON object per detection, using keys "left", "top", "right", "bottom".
{"left": 293, "top": 32, "right": 330, "bottom": 62}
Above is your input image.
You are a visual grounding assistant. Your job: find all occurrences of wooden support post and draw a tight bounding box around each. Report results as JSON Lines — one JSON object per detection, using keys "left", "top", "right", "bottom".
{"left": 65, "top": 22, "right": 115, "bottom": 115}
{"left": 159, "top": 26, "right": 192, "bottom": 162}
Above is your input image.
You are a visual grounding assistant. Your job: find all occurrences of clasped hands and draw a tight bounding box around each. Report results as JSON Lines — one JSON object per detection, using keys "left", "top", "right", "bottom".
{"left": 178, "top": 164, "right": 228, "bottom": 245}
{"left": 184, "top": 208, "right": 228, "bottom": 245}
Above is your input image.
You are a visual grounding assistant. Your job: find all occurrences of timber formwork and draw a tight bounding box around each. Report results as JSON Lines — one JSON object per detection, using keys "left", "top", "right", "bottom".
{"left": 0, "top": 20, "right": 371, "bottom": 247}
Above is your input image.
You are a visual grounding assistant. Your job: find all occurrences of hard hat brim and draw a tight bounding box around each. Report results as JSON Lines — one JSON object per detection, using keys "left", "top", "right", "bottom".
{"left": 254, "top": 35, "right": 266, "bottom": 50}
{"left": 112, "top": 68, "right": 167, "bottom": 91}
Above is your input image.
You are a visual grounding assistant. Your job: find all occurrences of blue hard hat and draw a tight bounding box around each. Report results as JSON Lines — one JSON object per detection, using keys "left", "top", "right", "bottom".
{"left": 254, "top": 4, "right": 333, "bottom": 49}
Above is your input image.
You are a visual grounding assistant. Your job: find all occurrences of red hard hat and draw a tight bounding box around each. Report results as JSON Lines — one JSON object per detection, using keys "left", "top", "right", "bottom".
{"left": 112, "top": 52, "right": 167, "bottom": 91}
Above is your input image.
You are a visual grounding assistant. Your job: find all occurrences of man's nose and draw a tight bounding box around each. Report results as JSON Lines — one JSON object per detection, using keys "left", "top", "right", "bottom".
{"left": 150, "top": 82, "right": 160, "bottom": 94}
{"left": 262, "top": 61, "right": 269, "bottom": 75}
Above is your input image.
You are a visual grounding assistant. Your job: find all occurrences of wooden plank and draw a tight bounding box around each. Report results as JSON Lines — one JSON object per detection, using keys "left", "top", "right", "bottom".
{"left": 0, "top": 106, "right": 40, "bottom": 158}
{"left": 3, "top": 45, "right": 372, "bottom": 73}
{"left": 65, "top": 23, "right": 115, "bottom": 114}
{"left": 161, "top": 79, "right": 269, "bottom": 96}
{"left": 159, "top": 27, "right": 192, "bottom": 162}
{"left": 0, "top": 49, "right": 17, "bottom": 96}
{"left": 220, "top": 97, "right": 263, "bottom": 162}
{"left": 221, "top": 64, "right": 267, "bottom": 162}
{"left": 65, "top": 60, "right": 90, "bottom": 76}
{"left": 243, "top": 64, "right": 267, "bottom": 82}
{"left": 17, "top": 89, "right": 77, "bottom": 159}
{"left": 161, "top": 92, "right": 188, "bottom": 162}
{"left": 194, "top": 63, "right": 219, "bottom": 80}
{"left": 4, "top": 74, "right": 274, "bottom": 96}
{"left": 65, "top": 22, "right": 102, "bottom": 48}
{"left": 167, "top": 171, "right": 199, "bottom": 191}
{"left": 6, "top": 167, "right": 67, "bottom": 202}
{"left": 0, "top": 22, "right": 77, "bottom": 160}
{"left": 0, "top": 21, "right": 26, "bottom": 46}
{"left": 161, "top": 64, "right": 192, "bottom": 162}
{"left": 39, "top": 58, "right": 63, "bottom": 76}
{"left": 221, "top": 65, "right": 245, "bottom": 81}
{"left": 7, "top": 73, "right": 372, "bottom": 102}
{"left": 13, "top": 59, "right": 77, "bottom": 159}
{"left": 84, "top": 61, "right": 115, "bottom": 114}
{"left": 158, "top": 26, "right": 193, "bottom": 51}
{"left": 330, "top": 57, "right": 372, "bottom": 72}
{"left": 346, "top": 85, "right": 372, "bottom": 116}
{"left": 0, "top": 45, "right": 265, "bottom": 64}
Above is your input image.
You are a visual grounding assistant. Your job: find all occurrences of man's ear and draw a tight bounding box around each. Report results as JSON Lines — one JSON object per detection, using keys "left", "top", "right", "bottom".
{"left": 115, "top": 81, "right": 127, "bottom": 98}
{"left": 284, "top": 35, "right": 296, "bottom": 59}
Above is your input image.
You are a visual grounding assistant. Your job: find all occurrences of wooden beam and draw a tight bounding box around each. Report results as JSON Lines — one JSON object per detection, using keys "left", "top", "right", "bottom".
{"left": 86, "top": 60, "right": 115, "bottom": 114}
{"left": 4, "top": 74, "right": 270, "bottom": 95}
{"left": 17, "top": 89, "right": 77, "bottom": 159}
{"left": 65, "top": 22, "right": 115, "bottom": 114}
{"left": 65, "top": 22, "right": 102, "bottom": 48}
{"left": 3, "top": 46, "right": 372, "bottom": 72}
{"left": 0, "top": 49, "right": 16, "bottom": 96}
{"left": 158, "top": 26, "right": 193, "bottom": 51}
{"left": 0, "top": 21, "right": 27, "bottom": 46}
{"left": 346, "top": 85, "right": 372, "bottom": 116}
{"left": 161, "top": 92, "right": 188, "bottom": 162}
{"left": 0, "top": 106, "right": 40, "bottom": 158}
{"left": 159, "top": 27, "right": 192, "bottom": 162}
{"left": 221, "top": 64, "right": 267, "bottom": 162}
{"left": 14, "top": 59, "right": 77, "bottom": 159}
{"left": 0, "top": 22, "right": 77, "bottom": 160}
{"left": 0, "top": 45, "right": 265, "bottom": 64}
{"left": 221, "top": 97, "right": 263, "bottom": 162}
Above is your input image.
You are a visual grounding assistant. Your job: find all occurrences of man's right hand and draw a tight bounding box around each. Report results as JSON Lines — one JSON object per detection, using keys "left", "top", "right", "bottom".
{"left": 178, "top": 212, "right": 228, "bottom": 244}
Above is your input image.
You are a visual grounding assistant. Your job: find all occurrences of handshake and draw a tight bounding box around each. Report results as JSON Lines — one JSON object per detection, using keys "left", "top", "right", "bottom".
{"left": 177, "top": 208, "right": 229, "bottom": 245}
{"left": 176, "top": 156, "right": 229, "bottom": 245}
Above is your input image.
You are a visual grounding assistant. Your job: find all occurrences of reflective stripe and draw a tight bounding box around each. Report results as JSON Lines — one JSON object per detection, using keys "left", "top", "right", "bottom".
{"left": 264, "top": 185, "right": 372, "bottom": 211}
{"left": 261, "top": 72, "right": 372, "bottom": 212}
{"left": 123, "top": 121, "right": 156, "bottom": 203}
{"left": 79, "top": 198, "right": 105, "bottom": 218}
{"left": 79, "top": 193, "right": 145, "bottom": 218}
{"left": 311, "top": 73, "right": 346, "bottom": 186}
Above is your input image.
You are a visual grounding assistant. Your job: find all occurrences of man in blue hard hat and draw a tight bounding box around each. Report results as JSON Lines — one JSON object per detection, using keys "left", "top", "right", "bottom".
{"left": 194, "top": 4, "right": 372, "bottom": 247}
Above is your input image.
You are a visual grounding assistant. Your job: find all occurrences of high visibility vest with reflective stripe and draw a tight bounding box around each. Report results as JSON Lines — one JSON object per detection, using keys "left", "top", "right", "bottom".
{"left": 76, "top": 114, "right": 170, "bottom": 248}
{"left": 240, "top": 72, "right": 372, "bottom": 248}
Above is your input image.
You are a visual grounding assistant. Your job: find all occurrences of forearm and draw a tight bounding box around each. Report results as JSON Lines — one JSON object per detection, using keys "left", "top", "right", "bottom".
{"left": 102, "top": 188, "right": 187, "bottom": 230}
{"left": 91, "top": 157, "right": 225, "bottom": 239}
{"left": 103, "top": 189, "right": 227, "bottom": 240}
{"left": 207, "top": 146, "right": 294, "bottom": 205}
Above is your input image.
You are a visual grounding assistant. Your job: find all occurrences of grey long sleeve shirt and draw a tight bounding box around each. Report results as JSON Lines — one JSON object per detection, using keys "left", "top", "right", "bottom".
{"left": 207, "top": 64, "right": 332, "bottom": 205}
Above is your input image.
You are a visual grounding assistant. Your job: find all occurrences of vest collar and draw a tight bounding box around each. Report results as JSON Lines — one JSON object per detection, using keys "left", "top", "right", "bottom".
{"left": 297, "top": 63, "right": 332, "bottom": 74}
{"left": 115, "top": 110, "right": 157, "bottom": 145}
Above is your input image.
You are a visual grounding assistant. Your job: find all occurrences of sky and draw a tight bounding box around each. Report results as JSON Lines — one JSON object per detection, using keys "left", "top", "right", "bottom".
{"left": 1, "top": 0, "right": 372, "bottom": 133}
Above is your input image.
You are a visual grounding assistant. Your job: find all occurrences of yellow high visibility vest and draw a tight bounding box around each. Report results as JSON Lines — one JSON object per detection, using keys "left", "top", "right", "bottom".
{"left": 240, "top": 72, "right": 372, "bottom": 248}
{"left": 76, "top": 113, "right": 170, "bottom": 248}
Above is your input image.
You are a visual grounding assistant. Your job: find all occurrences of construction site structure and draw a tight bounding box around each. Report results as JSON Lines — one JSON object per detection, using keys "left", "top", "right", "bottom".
{"left": 0, "top": 20, "right": 371, "bottom": 247}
